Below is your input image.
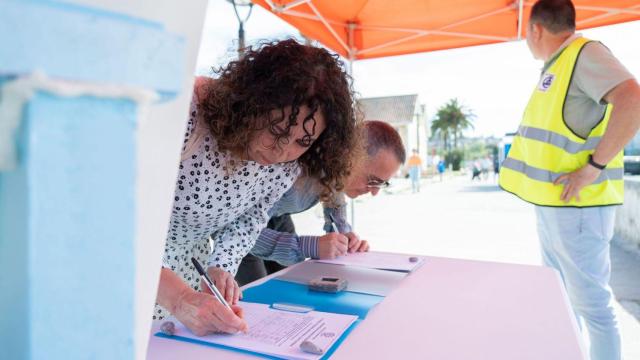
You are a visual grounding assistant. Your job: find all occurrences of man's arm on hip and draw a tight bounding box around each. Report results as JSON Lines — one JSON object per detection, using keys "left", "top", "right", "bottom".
{"left": 592, "top": 78, "right": 640, "bottom": 165}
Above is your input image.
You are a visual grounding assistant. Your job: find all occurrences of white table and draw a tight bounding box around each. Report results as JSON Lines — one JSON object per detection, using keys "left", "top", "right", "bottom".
{"left": 146, "top": 256, "right": 586, "bottom": 359}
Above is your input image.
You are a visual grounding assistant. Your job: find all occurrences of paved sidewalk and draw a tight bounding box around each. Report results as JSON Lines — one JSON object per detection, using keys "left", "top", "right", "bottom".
{"left": 292, "top": 175, "right": 640, "bottom": 359}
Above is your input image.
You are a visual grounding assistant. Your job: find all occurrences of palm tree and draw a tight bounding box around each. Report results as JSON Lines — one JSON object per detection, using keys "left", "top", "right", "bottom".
{"left": 430, "top": 116, "right": 451, "bottom": 151}
{"left": 431, "top": 98, "right": 474, "bottom": 150}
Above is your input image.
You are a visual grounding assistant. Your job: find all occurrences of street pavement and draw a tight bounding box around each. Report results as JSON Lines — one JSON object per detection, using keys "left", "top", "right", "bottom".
{"left": 291, "top": 174, "right": 640, "bottom": 359}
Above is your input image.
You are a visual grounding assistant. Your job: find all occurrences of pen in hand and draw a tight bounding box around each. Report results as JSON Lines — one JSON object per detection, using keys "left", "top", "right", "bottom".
{"left": 191, "top": 257, "right": 232, "bottom": 311}
{"left": 328, "top": 212, "right": 352, "bottom": 256}
{"left": 328, "top": 212, "right": 340, "bottom": 233}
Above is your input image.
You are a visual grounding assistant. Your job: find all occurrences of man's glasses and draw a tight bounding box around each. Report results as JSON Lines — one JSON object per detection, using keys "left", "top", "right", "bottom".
{"left": 367, "top": 176, "right": 391, "bottom": 189}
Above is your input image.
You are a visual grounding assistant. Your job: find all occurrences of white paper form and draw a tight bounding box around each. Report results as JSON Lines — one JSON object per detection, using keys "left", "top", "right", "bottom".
{"left": 277, "top": 261, "right": 406, "bottom": 296}
{"left": 166, "top": 302, "right": 357, "bottom": 360}
{"left": 315, "top": 251, "right": 426, "bottom": 272}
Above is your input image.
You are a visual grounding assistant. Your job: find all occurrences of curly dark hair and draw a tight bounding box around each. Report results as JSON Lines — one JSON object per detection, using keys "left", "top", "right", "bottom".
{"left": 199, "top": 39, "right": 360, "bottom": 199}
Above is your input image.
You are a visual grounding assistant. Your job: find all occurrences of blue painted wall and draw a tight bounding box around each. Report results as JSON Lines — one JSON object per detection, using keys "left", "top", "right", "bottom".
{"left": 0, "top": 93, "right": 137, "bottom": 359}
{"left": 0, "top": 0, "right": 185, "bottom": 95}
{"left": 32, "top": 93, "right": 137, "bottom": 359}
{"left": 0, "top": 1, "right": 186, "bottom": 358}
{"left": 0, "top": 98, "right": 31, "bottom": 359}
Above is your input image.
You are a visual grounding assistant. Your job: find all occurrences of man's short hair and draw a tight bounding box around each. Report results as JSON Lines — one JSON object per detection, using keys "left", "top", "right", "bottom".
{"left": 530, "top": 0, "right": 576, "bottom": 34}
{"left": 364, "top": 120, "right": 406, "bottom": 163}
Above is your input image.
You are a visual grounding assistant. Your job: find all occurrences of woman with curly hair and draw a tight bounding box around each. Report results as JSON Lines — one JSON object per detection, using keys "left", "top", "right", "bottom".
{"left": 155, "top": 39, "right": 360, "bottom": 336}
{"left": 235, "top": 120, "right": 407, "bottom": 286}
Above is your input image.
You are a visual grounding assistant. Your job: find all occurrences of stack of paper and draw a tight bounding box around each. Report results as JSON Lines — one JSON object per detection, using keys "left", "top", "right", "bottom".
{"left": 315, "top": 251, "right": 426, "bottom": 272}
{"left": 161, "top": 302, "right": 357, "bottom": 360}
{"left": 277, "top": 261, "right": 406, "bottom": 297}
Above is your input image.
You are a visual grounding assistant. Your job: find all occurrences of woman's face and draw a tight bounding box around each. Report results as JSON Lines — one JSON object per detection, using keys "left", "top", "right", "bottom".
{"left": 248, "top": 105, "right": 326, "bottom": 165}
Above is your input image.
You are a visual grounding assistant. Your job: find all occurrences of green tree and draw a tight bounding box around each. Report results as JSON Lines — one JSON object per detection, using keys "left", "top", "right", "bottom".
{"left": 464, "top": 139, "right": 487, "bottom": 161}
{"left": 445, "top": 149, "right": 464, "bottom": 171}
{"left": 431, "top": 98, "right": 475, "bottom": 150}
{"left": 430, "top": 116, "right": 451, "bottom": 151}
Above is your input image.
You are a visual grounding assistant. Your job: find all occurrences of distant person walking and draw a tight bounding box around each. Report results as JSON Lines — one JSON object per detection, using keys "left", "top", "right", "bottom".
{"left": 481, "top": 155, "right": 492, "bottom": 181}
{"left": 492, "top": 155, "right": 500, "bottom": 182}
{"left": 499, "top": 1, "right": 640, "bottom": 359}
{"left": 471, "top": 160, "right": 482, "bottom": 181}
{"left": 437, "top": 159, "right": 446, "bottom": 182}
{"left": 407, "top": 149, "right": 422, "bottom": 193}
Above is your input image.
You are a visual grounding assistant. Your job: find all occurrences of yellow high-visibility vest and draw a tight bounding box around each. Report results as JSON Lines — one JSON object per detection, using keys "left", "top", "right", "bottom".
{"left": 499, "top": 37, "right": 624, "bottom": 207}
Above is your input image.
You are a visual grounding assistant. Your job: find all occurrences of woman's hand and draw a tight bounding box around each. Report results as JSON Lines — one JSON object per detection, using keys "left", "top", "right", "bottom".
{"left": 203, "top": 267, "right": 242, "bottom": 305}
{"left": 173, "top": 288, "right": 247, "bottom": 336}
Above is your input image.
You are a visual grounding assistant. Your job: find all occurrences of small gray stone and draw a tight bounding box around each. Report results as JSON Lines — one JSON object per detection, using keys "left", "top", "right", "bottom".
{"left": 308, "top": 277, "right": 348, "bottom": 293}
{"left": 160, "top": 321, "right": 175, "bottom": 336}
{"left": 409, "top": 256, "right": 419, "bottom": 263}
{"left": 300, "top": 340, "right": 324, "bottom": 355}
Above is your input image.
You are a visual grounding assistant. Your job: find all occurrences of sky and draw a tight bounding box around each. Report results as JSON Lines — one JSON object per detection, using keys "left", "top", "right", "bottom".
{"left": 196, "top": 0, "right": 640, "bottom": 138}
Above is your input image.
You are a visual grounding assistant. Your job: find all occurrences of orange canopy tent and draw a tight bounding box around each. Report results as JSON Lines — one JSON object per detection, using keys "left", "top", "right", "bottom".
{"left": 252, "top": 0, "right": 640, "bottom": 60}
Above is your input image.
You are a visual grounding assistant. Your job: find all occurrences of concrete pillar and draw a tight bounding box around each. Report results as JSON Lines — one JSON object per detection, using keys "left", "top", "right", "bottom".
{"left": 0, "top": 1, "right": 201, "bottom": 358}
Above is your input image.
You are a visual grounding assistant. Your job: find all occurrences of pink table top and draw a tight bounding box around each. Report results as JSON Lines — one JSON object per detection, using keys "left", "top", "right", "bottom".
{"left": 146, "top": 256, "right": 586, "bottom": 360}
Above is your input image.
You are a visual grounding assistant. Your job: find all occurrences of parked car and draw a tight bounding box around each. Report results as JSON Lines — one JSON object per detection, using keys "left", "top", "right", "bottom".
{"left": 623, "top": 133, "right": 640, "bottom": 175}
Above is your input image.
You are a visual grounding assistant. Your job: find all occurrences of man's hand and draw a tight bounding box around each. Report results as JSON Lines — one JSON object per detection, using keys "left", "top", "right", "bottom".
{"left": 203, "top": 267, "right": 242, "bottom": 305}
{"left": 554, "top": 163, "right": 601, "bottom": 203}
{"left": 344, "top": 232, "right": 370, "bottom": 253}
{"left": 318, "top": 232, "right": 348, "bottom": 259}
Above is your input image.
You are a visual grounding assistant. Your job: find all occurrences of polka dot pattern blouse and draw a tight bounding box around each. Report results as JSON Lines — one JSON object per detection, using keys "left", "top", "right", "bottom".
{"left": 163, "top": 96, "right": 300, "bottom": 283}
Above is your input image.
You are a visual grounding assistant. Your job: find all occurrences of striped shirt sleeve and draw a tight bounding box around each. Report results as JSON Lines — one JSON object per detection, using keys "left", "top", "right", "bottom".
{"left": 323, "top": 195, "right": 352, "bottom": 234}
{"left": 251, "top": 228, "right": 319, "bottom": 265}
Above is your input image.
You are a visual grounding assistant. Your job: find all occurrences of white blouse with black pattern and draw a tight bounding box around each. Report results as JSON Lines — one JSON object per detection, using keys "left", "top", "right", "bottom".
{"left": 164, "top": 96, "right": 300, "bottom": 276}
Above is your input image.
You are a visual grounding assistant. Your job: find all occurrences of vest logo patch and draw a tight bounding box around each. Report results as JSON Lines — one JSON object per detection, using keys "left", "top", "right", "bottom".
{"left": 538, "top": 73, "right": 555, "bottom": 92}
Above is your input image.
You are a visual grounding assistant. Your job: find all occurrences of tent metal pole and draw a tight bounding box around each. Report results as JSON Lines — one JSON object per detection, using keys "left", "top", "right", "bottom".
{"left": 348, "top": 37, "right": 356, "bottom": 228}
{"left": 266, "top": 0, "right": 310, "bottom": 13}
{"left": 575, "top": 4, "right": 640, "bottom": 15}
{"left": 577, "top": 4, "right": 640, "bottom": 26}
{"left": 517, "top": 0, "right": 524, "bottom": 40}
{"left": 308, "top": 1, "right": 350, "bottom": 53}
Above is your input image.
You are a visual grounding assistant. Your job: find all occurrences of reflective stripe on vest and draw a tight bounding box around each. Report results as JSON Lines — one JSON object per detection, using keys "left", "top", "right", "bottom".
{"left": 499, "top": 37, "right": 624, "bottom": 207}
{"left": 517, "top": 125, "right": 601, "bottom": 154}
{"left": 501, "top": 157, "right": 623, "bottom": 185}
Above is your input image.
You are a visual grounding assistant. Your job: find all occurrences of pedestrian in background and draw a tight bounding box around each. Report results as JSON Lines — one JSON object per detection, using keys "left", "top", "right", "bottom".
{"left": 437, "top": 159, "right": 446, "bottom": 182}
{"left": 407, "top": 149, "right": 422, "bottom": 193}
{"left": 481, "top": 155, "right": 492, "bottom": 181}
{"left": 471, "top": 159, "right": 482, "bottom": 181}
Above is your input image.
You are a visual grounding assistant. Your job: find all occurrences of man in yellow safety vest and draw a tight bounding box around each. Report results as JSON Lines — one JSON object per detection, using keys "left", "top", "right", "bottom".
{"left": 499, "top": 1, "right": 640, "bottom": 359}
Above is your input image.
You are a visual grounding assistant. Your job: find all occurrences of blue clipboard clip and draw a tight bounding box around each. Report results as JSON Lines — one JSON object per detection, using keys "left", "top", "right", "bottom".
{"left": 271, "top": 302, "right": 314, "bottom": 313}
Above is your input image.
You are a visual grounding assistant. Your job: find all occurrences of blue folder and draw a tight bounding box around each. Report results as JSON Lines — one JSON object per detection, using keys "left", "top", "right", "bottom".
{"left": 242, "top": 279, "right": 384, "bottom": 319}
